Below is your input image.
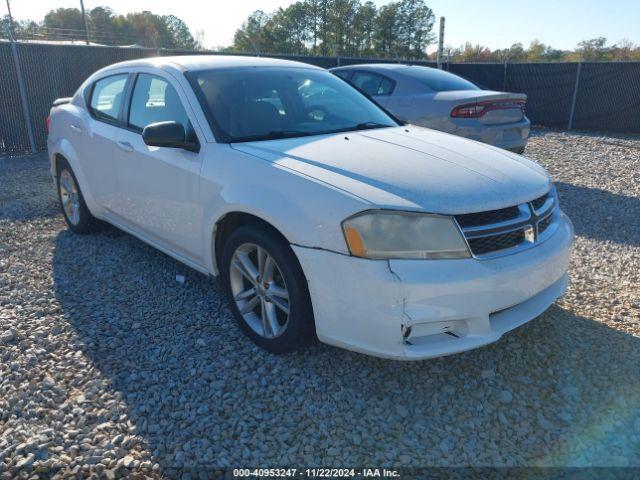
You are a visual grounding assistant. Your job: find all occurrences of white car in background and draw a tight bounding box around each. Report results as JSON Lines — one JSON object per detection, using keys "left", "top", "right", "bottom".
{"left": 47, "top": 56, "right": 572, "bottom": 360}
{"left": 331, "top": 64, "right": 531, "bottom": 153}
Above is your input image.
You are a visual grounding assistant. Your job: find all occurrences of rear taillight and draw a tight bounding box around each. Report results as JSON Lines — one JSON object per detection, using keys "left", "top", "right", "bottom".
{"left": 451, "top": 99, "right": 525, "bottom": 118}
{"left": 45, "top": 116, "right": 50, "bottom": 131}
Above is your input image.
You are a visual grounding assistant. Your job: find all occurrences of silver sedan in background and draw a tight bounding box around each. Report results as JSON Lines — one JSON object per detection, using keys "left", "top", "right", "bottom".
{"left": 331, "top": 64, "right": 531, "bottom": 153}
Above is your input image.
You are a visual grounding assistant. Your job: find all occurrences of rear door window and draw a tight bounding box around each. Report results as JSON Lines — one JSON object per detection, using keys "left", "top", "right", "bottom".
{"left": 333, "top": 70, "right": 353, "bottom": 81}
{"left": 402, "top": 67, "right": 480, "bottom": 92}
{"left": 89, "top": 74, "right": 128, "bottom": 122}
{"left": 351, "top": 71, "right": 395, "bottom": 96}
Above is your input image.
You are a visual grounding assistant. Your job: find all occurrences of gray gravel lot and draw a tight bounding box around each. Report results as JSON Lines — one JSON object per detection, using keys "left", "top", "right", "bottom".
{"left": 1, "top": 129, "right": 639, "bottom": 478}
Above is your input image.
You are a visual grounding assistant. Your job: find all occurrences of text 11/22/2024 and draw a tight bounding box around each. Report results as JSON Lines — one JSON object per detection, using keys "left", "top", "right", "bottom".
{"left": 232, "top": 468, "right": 401, "bottom": 478}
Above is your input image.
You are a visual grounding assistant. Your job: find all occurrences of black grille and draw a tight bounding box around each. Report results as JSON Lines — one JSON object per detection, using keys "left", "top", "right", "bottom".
{"left": 531, "top": 193, "right": 548, "bottom": 211}
{"left": 455, "top": 206, "right": 520, "bottom": 228}
{"left": 538, "top": 215, "right": 552, "bottom": 234}
{"left": 468, "top": 230, "right": 525, "bottom": 256}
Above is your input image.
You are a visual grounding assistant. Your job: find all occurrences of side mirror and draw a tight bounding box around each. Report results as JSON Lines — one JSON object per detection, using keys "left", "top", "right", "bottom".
{"left": 142, "top": 121, "right": 199, "bottom": 153}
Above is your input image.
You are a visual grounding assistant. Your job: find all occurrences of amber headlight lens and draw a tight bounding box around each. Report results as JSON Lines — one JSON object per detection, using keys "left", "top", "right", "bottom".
{"left": 342, "top": 211, "right": 471, "bottom": 259}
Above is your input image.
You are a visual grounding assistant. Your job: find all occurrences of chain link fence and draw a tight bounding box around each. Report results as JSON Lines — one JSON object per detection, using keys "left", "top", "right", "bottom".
{"left": 505, "top": 62, "right": 580, "bottom": 128}
{"left": 1, "top": 42, "right": 639, "bottom": 156}
{"left": 572, "top": 62, "right": 640, "bottom": 131}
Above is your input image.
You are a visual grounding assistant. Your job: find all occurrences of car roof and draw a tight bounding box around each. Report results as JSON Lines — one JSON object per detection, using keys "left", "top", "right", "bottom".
{"left": 331, "top": 63, "right": 432, "bottom": 72}
{"left": 98, "top": 55, "right": 324, "bottom": 74}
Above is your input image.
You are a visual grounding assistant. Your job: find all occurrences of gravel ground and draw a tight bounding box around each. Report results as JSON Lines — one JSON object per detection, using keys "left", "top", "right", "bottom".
{"left": 1, "top": 129, "right": 639, "bottom": 478}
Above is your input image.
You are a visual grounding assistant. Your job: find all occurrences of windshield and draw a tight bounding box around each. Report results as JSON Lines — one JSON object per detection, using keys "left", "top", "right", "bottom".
{"left": 401, "top": 66, "right": 480, "bottom": 92}
{"left": 188, "top": 67, "right": 398, "bottom": 143}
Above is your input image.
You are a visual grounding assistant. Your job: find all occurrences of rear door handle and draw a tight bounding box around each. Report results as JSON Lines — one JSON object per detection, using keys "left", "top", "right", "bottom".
{"left": 69, "top": 124, "right": 83, "bottom": 133}
{"left": 116, "top": 140, "right": 134, "bottom": 153}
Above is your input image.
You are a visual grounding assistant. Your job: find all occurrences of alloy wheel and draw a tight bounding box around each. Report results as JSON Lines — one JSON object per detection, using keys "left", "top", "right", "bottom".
{"left": 229, "top": 242, "right": 290, "bottom": 339}
{"left": 59, "top": 169, "right": 80, "bottom": 225}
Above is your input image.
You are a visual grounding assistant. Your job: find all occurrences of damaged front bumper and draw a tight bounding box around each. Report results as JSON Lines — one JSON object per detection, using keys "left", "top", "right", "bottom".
{"left": 292, "top": 213, "right": 573, "bottom": 360}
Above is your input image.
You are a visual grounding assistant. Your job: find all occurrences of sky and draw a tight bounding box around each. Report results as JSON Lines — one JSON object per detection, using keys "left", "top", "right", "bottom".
{"left": 4, "top": 0, "right": 640, "bottom": 51}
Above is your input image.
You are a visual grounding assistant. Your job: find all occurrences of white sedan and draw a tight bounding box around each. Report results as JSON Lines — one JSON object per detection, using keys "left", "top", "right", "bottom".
{"left": 47, "top": 56, "right": 573, "bottom": 360}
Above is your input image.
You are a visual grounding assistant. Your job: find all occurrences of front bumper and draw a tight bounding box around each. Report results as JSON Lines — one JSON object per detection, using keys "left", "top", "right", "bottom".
{"left": 293, "top": 212, "right": 573, "bottom": 360}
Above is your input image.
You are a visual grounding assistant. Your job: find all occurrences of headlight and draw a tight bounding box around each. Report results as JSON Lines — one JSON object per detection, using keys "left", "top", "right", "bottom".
{"left": 342, "top": 210, "right": 471, "bottom": 259}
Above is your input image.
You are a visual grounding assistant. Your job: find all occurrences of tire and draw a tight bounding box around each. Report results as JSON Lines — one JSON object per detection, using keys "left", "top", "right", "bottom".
{"left": 220, "top": 224, "right": 315, "bottom": 353}
{"left": 56, "top": 158, "right": 102, "bottom": 234}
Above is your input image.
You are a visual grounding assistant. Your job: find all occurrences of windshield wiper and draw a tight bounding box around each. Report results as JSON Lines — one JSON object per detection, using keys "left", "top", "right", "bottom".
{"left": 265, "top": 130, "right": 312, "bottom": 139}
{"left": 353, "top": 122, "right": 392, "bottom": 131}
{"left": 232, "top": 124, "right": 391, "bottom": 143}
{"left": 231, "top": 130, "right": 313, "bottom": 143}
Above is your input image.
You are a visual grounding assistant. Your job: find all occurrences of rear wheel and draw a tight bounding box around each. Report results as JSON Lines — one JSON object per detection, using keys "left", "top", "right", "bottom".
{"left": 56, "top": 158, "right": 101, "bottom": 234}
{"left": 220, "top": 224, "right": 314, "bottom": 353}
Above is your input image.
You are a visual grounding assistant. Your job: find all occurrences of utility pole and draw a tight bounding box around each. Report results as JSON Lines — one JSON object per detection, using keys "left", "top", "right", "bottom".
{"left": 5, "top": 0, "right": 15, "bottom": 39}
{"left": 79, "top": 0, "right": 90, "bottom": 45}
{"left": 436, "top": 16, "right": 445, "bottom": 69}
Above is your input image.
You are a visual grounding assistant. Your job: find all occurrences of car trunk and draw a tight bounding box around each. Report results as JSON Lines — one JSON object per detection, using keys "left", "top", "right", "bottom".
{"left": 437, "top": 90, "right": 527, "bottom": 125}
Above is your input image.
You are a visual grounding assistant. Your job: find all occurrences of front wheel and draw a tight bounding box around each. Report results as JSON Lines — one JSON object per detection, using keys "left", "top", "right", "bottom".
{"left": 220, "top": 224, "right": 315, "bottom": 353}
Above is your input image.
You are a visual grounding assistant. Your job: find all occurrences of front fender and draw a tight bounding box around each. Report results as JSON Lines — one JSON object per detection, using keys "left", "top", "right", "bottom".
{"left": 199, "top": 146, "right": 370, "bottom": 274}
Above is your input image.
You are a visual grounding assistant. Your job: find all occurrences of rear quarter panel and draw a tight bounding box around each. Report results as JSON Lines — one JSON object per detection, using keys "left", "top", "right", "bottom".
{"left": 47, "top": 102, "right": 102, "bottom": 215}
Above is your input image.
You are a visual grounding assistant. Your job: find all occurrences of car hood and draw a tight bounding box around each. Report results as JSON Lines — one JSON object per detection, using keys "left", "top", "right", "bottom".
{"left": 231, "top": 126, "right": 550, "bottom": 214}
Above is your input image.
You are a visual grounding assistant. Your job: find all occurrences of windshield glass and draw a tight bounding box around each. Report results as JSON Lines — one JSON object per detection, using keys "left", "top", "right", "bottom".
{"left": 189, "top": 67, "right": 398, "bottom": 142}
{"left": 401, "top": 66, "right": 480, "bottom": 92}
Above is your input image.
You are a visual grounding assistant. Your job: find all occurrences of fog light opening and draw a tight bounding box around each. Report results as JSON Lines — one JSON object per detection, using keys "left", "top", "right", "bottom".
{"left": 401, "top": 324, "right": 412, "bottom": 344}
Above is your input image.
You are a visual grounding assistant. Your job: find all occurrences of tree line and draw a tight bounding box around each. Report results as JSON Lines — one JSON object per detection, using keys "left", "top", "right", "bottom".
{"left": 228, "top": 0, "right": 436, "bottom": 59}
{"left": 228, "top": 1, "right": 639, "bottom": 62}
{"left": 444, "top": 37, "right": 640, "bottom": 63}
{"left": 2, "top": 4, "right": 639, "bottom": 62}
{"left": 1, "top": 7, "right": 201, "bottom": 50}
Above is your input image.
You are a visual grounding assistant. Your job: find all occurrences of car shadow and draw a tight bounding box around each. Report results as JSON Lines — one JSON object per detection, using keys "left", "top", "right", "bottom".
{"left": 51, "top": 227, "right": 640, "bottom": 473}
{"left": 555, "top": 181, "right": 640, "bottom": 247}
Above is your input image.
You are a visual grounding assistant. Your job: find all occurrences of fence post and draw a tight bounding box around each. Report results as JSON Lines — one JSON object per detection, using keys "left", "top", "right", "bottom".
{"left": 10, "top": 41, "right": 37, "bottom": 153}
{"left": 5, "top": 0, "right": 15, "bottom": 39}
{"left": 502, "top": 61, "right": 508, "bottom": 92}
{"left": 568, "top": 61, "right": 582, "bottom": 130}
{"left": 436, "top": 16, "right": 445, "bottom": 69}
{"left": 79, "top": 0, "right": 90, "bottom": 45}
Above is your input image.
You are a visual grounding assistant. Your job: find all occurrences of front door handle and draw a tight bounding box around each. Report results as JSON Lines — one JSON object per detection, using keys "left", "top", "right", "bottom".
{"left": 69, "top": 124, "right": 83, "bottom": 133}
{"left": 116, "top": 140, "right": 134, "bottom": 153}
